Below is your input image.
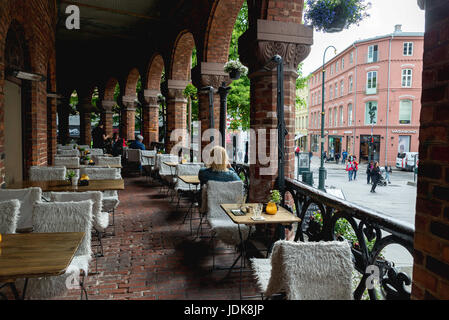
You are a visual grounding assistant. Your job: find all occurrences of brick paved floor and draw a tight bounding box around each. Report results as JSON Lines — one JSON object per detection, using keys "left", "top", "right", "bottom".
{"left": 53, "top": 175, "right": 260, "bottom": 300}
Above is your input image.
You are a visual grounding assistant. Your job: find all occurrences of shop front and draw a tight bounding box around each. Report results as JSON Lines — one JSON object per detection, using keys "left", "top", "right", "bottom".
{"left": 360, "top": 135, "right": 381, "bottom": 163}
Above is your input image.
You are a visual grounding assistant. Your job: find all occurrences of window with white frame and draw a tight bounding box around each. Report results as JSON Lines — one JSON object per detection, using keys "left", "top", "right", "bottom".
{"left": 348, "top": 104, "right": 353, "bottom": 126}
{"left": 330, "top": 64, "right": 334, "bottom": 75}
{"left": 402, "top": 69, "right": 412, "bottom": 87}
{"left": 334, "top": 108, "right": 338, "bottom": 127}
{"left": 366, "top": 71, "right": 377, "bottom": 94}
{"left": 350, "top": 52, "right": 354, "bottom": 64}
{"left": 329, "top": 85, "right": 333, "bottom": 100}
{"left": 342, "top": 58, "right": 345, "bottom": 70}
{"left": 399, "top": 100, "right": 412, "bottom": 124}
{"left": 335, "top": 83, "right": 338, "bottom": 98}
{"left": 367, "top": 45, "right": 378, "bottom": 63}
{"left": 336, "top": 61, "right": 339, "bottom": 73}
{"left": 403, "top": 42, "right": 413, "bottom": 56}
{"left": 349, "top": 76, "right": 353, "bottom": 93}
{"left": 339, "top": 106, "right": 344, "bottom": 126}
{"left": 340, "top": 80, "right": 344, "bottom": 96}
{"left": 365, "top": 101, "right": 378, "bottom": 125}
{"left": 329, "top": 108, "right": 332, "bottom": 127}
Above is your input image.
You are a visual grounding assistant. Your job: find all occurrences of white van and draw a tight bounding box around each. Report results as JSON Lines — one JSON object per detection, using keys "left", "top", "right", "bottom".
{"left": 396, "top": 152, "right": 418, "bottom": 171}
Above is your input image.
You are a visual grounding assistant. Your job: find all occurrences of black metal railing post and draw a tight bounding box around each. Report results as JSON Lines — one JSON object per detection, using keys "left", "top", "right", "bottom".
{"left": 218, "top": 82, "right": 231, "bottom": 148}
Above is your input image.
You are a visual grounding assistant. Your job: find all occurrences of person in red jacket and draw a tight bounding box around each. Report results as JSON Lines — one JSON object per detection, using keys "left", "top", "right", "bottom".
{"left": 352, "top": 157, "right": 359, "bottom": 180}
{"left": 346, "top": 159, "right": 354, "bottom": 181}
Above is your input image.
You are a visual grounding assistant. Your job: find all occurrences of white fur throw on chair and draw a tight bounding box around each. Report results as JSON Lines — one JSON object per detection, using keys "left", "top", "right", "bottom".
{"left": 95, "top": 156, "right": 121, "bottom": 166}
{"left": 0, "top": 199, "right": 21, "bottom": 234}
{"left": 29, "top": 166, "right": 67, "bottom": 182}
{"left": 54, "top": 157, "right": 80, "bottom": 168}
{"left": 141, "top": 150, "right": 156, "bottom": 166}
{"left": 89, "top": 148, "right": 104, "bottom": 156}
{"left": 0, "top": 188, "right": 41, "bottom": 231}
{"left": 57, "top": 149, "right": 80, "bottom": 157}
{"left": 206, "top": 180, "right": 251, "bottom": 246}
{"left": 251, "top": 240, "right": 354, "bottom": 300}
{"left": 25, "top": 200, "right": 93, "bottom": 299}
{"left": 50, "top": 191, "right": 109, "bottom": 232}
{"left": 175, "top": 164, "right": 202, "bottom": 191}
{"left": 159, "top": 154, "right": 178, "bottom": 176}
{"left": 80, "top": 167, "right": 121, "bottom": 180}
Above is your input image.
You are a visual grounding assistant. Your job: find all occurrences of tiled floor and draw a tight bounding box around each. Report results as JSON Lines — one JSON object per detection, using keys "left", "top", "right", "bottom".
{"left": 54, "top": 174, "right": 260, "bottom": 300}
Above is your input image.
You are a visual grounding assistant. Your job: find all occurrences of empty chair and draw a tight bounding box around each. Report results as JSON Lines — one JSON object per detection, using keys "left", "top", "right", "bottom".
{"left": 250, "top": 240, "right": 354, "bottom": 300}
{"left": 89, "top": 148, "right": 104, "bottom": 156}
{"left": 205, "top": 180, "right": 251, "bottom": 251}
{"left": 50, "top": 191, "right": 109, "bottom": 260}
{"left": 141, "top": 150, "right": 156, "bottom": 166}
{"left": 175, "top": 163, "right": 203, "bottom": 192}
{"left": 57, "top": 145, "right": 76, "bottom": 151}
{"left": 94, "top": 156, "right": 121, "bottom": 167}
{"left": 54, "top": 157, "right": 80, "bottom": 168}
{"left": 0, "top": 188, "right": 42, "bottom": 232}
{"left": 158, "top": 154, "right": 178, "bottom": 179}
{"left": 56, "top": 149, "right": 80, "bottom": 157}
{"left": 0, "top": 199, "right": 21, "bottom": 234}
{"left": 24, "top": 200, "right": 93, "bottom": 299}
{"left": 29, "top": 166, "right": 66, "bottom": 182}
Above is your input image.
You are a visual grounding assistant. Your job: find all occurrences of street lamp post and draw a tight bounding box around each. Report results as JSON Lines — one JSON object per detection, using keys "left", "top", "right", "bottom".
{"left": 319, "top": 46, "right": 337, "bottom": 191}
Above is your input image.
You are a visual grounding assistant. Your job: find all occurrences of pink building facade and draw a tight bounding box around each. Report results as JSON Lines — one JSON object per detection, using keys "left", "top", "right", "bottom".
{"left": 307, "top": 26, "right": 423, "bottom": 166}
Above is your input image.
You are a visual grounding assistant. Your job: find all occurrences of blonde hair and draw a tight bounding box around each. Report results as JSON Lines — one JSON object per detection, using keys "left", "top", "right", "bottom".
{"left": 208, "top": 146, "right": 229, "bottom": 172}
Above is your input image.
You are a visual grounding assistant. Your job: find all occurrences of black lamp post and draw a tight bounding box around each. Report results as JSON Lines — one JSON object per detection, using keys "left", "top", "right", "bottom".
{"left": 218, "top": 81, "right": 231, "bottom": 148}
{"left": 319, "top": 46, "right": 337, "bottom": 191}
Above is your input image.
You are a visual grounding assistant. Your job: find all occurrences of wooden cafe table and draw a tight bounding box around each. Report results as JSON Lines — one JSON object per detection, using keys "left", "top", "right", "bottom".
{"left": 220, "top": 203, "right": 301, "bottom": 299}
{"left": 7, "top": 179, "right": 125, "bottom": 192}
{"left": 0, "top": 232, "right": 84, "bottom": 300}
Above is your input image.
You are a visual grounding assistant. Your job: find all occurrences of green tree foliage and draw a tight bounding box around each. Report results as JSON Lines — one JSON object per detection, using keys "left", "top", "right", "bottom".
{"left": 184, "top": 83, "right": 199, "bottom": 122}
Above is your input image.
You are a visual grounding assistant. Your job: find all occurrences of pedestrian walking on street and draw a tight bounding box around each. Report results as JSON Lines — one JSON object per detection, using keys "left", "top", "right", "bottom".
{"left": 342, "top": 150, "right": 348, "bottom": 163}
{"left": 352, "top": 157, "right": 359, "bottom": 180}
{"left": 385, "top": 163, "right": 392, "bottom": 184}
{"left": 346, "top": 159, "right": 354, "bottom": 181}
{"left": 366, "top": 161, "right": 374, "bottom": 184}
{"left": 370, "top": 162, "right": 381, "bottom": 193}
{"left": 335, "top": 152, "right": 341, "bottom": 164}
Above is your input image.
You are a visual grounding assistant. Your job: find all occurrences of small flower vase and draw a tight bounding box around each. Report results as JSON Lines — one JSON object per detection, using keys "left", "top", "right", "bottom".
{"left": 71, "top": 178, "right": 79, "bottom": 186}
{"left": 266, "top": 201, "right": 278, "bottom": 215}
{"left": 229, "top": 69, "right": 241, "bottom": 80}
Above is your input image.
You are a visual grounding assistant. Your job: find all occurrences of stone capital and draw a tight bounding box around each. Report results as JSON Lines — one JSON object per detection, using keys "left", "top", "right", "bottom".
{"left": 122, "top": 95, "right": 137, "bottom": 107}
{"left": 167, "top": 87, "right": 187, "bottom": 103}
{"left": 101, "top": 100, "right": 115, "bottom": 112}
{"left": 192, "top": 62, "right": 231, "bottom": 89}
{"left": 239, "top": 19, "right": 313, "bottom": 74}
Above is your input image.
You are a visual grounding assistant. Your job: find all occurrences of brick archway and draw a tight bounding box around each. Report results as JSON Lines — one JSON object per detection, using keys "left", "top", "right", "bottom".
{"left": 121, "top": 68, "right": 140, "bottom": 141}
{"left": 142, "top": 54, "right": 165, "bottom": 147}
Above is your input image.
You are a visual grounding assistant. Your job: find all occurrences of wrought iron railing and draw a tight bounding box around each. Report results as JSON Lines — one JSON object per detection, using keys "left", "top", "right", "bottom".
{"left": 282, "top": 177, "right": 414, "bottom": 300}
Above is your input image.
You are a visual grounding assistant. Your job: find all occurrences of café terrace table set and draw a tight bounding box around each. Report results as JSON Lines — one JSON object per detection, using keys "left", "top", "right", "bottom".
{"left": 0, "top": 144, "right": 125, "bottom": 300}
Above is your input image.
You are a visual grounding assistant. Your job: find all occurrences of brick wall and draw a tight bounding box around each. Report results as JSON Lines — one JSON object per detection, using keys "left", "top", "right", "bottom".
{"left": 412, "top": 0, "right": 449, "bottom": 300}
{"left": 0, "top": 0, "right": 56, "bottom": 182}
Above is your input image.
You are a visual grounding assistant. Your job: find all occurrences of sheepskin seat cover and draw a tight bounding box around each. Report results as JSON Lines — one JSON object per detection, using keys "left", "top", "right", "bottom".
{"left": 0, "top": 188, "right": 41, "bottom": 231}
{"left": 175, "top": 164, "right": 202, "bottom": 191}
{"left": 29, "top": 166, "right": 66, "bottom": 182}
{"left": 50, "top": 191, "right": 109, "bottom": 232}
{"left": 57, "top": 145, "right": 76, "bottom": 151}
{"left": 141, "top": 150, "right": 156, "bottom": 166}
{"left": 56, "top": 149, "right": 80, "bottom": 157}
{"left": 94, "top": 156, "right": 121, "bottom": 166}
{"left": 0, "top": 199, "right": 21, "bottom": 234}
{"left": 158, "top": 154, "right": 178, "bottom": 176}
{"left": 54, "top": 157, "right": 80, "bottom": 168}
{"left": 25, "top": 200, "right": 93, "bottom": 299}
{"left": 79, "top": 167, "right": 120, "bottom": 212}
{"left": 77, "top": 145, "right": 90, "bottom": 150}
{"left": 89, "top": 148, "right": 104, "bottom": 156}
{"left": 251, "top": 240, "right": 354, "bottom": 300}
{"left": 206, "top": 180, "right": 251, "bottom": 246}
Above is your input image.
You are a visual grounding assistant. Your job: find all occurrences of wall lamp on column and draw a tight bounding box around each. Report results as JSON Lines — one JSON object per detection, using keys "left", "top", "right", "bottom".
{"left": 7, "top": 68, "right": 46, "bottom": 82}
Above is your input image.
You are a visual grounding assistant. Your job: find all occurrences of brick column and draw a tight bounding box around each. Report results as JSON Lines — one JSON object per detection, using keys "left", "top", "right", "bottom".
{"left": 57, "top": 97, "right": 71, "bottom": 145}
{"left": 192, "top": 62, "right": 230, "bottom": 155}
{"left": 412, "top": 0, "right": 449, "bottom": 300}
{"left": 239, "top": 19, "right": 312, "bottom": 202}
{"left": 79, "top": 102, "right": 93, "bottom": 146}
{"left": 101, "top": 100, "right": 115, "bottom": 138}
{"left": 143, "top": 89, "right": 160, "bottom": 148}
{"left": 47, "top": 95, "right": 57, "bottom": 165}
{"left": 166, "top": 80, "right": 188, "bottom": 153}
{"left": 121, "top": 95, "right": 137, "bottom": 141}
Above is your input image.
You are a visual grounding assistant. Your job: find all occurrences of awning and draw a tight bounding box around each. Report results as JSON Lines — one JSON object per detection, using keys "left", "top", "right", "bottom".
{"left": 295, "top": 134, "right": 306, "bottom": 140}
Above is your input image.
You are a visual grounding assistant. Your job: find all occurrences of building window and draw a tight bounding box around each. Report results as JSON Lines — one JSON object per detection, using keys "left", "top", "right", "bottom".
{"left": 402, "top": 69, "right": 412, "bottom": 87}
{"left": 342, "top": 58, "right": 345, "bottom": 70}
{"left": 350, "top": 52, "right": 354, "bottom": 64}
{"left": 340, "top": 80, "right": 344, "bottom": 96}
{"left": 334, "top": 108, "right": 338, "bottom": 127}
{"left": 329, "top": 108, "right": 332, "bottom": 127}
{"left": 403, "top": 42, "right": 413, "bottom": 56}
{"left": 399, "top": 100, "right": 412, "bottom": 124}
{"left": 339, "top": 106, "right": 344, "bottom": 126}
{"left": 367, "top": 44, "right": 378, "bottom": 63}
{"left": 334, "top": 83, "right": 338, "bottom": 98}
{"left": 365, "top": 101, "right": 378, "bottom": 125}
{"left": 336, "top": 61, "right": 339, "bottom": 73}
{"left": 349, "top": 76, "right": 353, "bottom": 93}
{"left": 366, "top": 71, "right": 377, "bottom": 94}
{"left": 329, "top": 85, "right": 333, "bottom": 100}
{"left": 348, "top": 104, "right": 353, "bottom": 126}
{"left": 330, "top": 64, "right": 334, "bottom": 75}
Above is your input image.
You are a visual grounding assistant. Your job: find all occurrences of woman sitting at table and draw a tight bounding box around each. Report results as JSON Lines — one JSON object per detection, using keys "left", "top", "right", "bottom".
{"left": 198, "top": 146, "right": 240, "bottom": 185}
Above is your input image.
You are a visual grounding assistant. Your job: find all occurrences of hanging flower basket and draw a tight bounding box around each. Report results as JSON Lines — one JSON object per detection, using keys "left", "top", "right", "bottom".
{"left": 224, "top": 60, "right": 248, "bottom": 80}
{"left": 305, "top": 0, "right": 371, "bottom": 33}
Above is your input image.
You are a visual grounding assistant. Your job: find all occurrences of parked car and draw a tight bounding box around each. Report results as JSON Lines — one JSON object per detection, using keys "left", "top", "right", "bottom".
{"left": 396, "top": 152, "right": 418, "bottom": 171}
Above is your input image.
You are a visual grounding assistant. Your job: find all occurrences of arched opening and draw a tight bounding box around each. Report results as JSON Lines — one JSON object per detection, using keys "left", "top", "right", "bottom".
{"left": 69, "top": 90, "right": 80, "bottom": 142}
{"left": 122, "top": 68, "right": 141, "bottom": 141}
{"left": 3, "top": 21, "right": 32, "bottom": 184}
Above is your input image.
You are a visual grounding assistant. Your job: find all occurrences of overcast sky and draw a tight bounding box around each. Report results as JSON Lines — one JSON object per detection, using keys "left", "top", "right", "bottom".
{"left": 302, "top": 0, "right": 426, "bottom": 76}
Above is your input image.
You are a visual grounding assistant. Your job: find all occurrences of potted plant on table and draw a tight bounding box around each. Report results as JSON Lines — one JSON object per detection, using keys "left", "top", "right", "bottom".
{"left": 304, "top": 0, "right": 371, "bottom": 33}
{"left": 224, "top": 59, "right": 248, "bottom": 80}
{"left": 66, "top": 170, "right": 78, "bottom": 186}
{"left": 266, "top": 189, "right": 282, "bottom": 215}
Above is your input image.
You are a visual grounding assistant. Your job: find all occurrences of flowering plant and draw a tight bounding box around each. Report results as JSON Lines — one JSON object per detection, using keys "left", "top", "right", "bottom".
{"left": 270, "top": 189, "right": 282, "bottom": 204}
{"left": 224, "top": 59, "right": 248, "bottom": 76}
{"left": 304, "top": 0, "right": 371, "bottom": 33}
